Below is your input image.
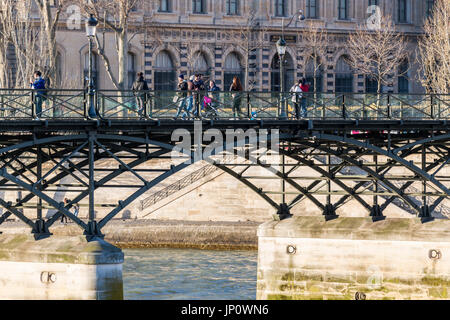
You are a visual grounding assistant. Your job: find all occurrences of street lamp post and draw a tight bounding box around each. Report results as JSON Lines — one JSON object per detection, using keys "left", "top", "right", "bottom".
{"left": 277, "top": 10, "right": 305, "bottom": 119}
{"left": 86, "top": 14, "right": 98, "bottom": 119}
{"left": 276, "top": 37, "right": 287, "bottom": 119}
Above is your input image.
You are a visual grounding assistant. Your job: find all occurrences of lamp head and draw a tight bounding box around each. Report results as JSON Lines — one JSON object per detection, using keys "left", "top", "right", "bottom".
{"left": 86, "top": 14, "right": 98, "bottom": 37}
{"left": 276, "top": 37, "right": 287, "bottom": 56}
{"left": 298, "top": 9, "right": 306, "bottom": 21}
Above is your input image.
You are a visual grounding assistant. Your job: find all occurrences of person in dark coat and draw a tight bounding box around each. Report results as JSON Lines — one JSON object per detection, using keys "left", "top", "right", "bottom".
{"left": 131, "top": 72, "right": 149, "bottom": 118}
{"left": 175, "top": 74, "right": 189, "bottom": 119}
{"left": 229, "top": 76, "right": 244, "bottom": 119}
{"left": 30, "top": 71, "right": 46, "bottom": 119}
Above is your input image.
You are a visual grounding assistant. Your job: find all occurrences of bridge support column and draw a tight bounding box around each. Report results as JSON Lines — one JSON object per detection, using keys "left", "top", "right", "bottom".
{"left": 257, "top": 216, "right": 450, "bottom": 300}
{"left": 0, "top": 234, "right": 124, "bottom": 300}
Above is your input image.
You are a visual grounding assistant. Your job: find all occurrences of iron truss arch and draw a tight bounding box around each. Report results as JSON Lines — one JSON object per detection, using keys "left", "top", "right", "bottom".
{"left": 0, "top": 123, "right": 449, "bottom": 240}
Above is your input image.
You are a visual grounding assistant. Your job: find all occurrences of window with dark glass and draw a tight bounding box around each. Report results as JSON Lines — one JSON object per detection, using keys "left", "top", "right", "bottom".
{"left": 338, "top": 0, "right": 349, "bottom": 20}
{"left": 335, "top": 56, "right": 353, "bottom": 93}
{"left": 84, "top": 52, "right": 98, "bottom": 88}
{"left": 398, "top": 60, "right": 409, "bottom": 94}
{"left": 128, "top": 52, "right": 136, "bottom": 89}
{"left": 306, "top": 0, "right": 318, "bottom": 19}
{"left": 193, "top": 0, "right": 206, "bottom": 14}
{"left": 305, "top": 55, "right": 323, "bottom": 93}
{"left": 398, "top": 0, "right": 408, "bottom": 23}
{"left": 227, "top": 0, "right": 239, "bottom": 15}
{"left": 154, "top": 51, "right": 176, "bottom": 91}
{"left": 365, "top": 77, "right": 378, "bottom": 93}
{"left": 426, "top": 0, "right": 435, "bottom": 18}
{"left": 367, "top": 0, "right": 379, "bottom": 16}
{"left": 224, "top": 53, "right": 244, "bottom": 90}
{"left": 271, "top": 53, "right": 294, "bottom": 92}
{"left": 275, "top": 0, "right": 287, "bottom": 17}
{"left": 159, "top": 0, "right": 171, "bottom": 12}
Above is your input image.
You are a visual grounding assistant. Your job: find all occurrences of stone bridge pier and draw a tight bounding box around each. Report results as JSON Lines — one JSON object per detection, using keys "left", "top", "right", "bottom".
{"left": 0, "top": 235, "right": 124, "bottom": 300}
{"left": 257, "top": 216, "right": 450, "bottom": 300}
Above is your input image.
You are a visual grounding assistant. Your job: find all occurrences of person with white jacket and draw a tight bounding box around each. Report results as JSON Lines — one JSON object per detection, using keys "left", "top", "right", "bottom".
{"left": 289, "top": 79, "right": 303, "bottom": 119}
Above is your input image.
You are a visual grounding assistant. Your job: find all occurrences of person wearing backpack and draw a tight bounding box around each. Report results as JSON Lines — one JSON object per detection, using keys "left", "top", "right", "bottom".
{"left": 131, "top": 72, "right": 149, "bottom": 118}
{"left": 30, "top": 71, "right": 46, "bottom": 120}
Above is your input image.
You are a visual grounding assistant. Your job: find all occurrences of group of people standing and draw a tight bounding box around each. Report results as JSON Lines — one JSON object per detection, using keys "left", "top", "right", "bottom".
{"left": 173, "top": 74, "right": 245, "bottom": 120}
{"left": 289, "top": 78, "right": 310, "bottom": 119}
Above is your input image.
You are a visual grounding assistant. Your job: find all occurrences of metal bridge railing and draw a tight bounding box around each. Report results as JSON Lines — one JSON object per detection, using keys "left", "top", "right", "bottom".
{"left": 0, "top": 88, "right": 449, "bottom": 121}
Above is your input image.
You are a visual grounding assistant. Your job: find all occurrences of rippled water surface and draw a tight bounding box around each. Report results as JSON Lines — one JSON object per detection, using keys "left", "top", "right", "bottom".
{"left": 123, "top": 248, "right": 258, "bottom": 300}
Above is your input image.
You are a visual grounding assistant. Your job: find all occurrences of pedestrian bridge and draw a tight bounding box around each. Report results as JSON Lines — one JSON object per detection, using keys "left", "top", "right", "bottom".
{"left": 0, "top": 89, "right": 449, "bottom": 239}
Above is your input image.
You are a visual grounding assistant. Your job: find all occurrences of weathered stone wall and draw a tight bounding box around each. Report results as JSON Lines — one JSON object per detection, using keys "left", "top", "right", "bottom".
{"left": 257, "top": 216, "right": 450, "bottom": 300}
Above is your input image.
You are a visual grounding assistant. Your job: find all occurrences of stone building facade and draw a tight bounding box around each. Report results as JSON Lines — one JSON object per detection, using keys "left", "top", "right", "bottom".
{"left": 29, "top": 1, "right": 436, "bottom": 93}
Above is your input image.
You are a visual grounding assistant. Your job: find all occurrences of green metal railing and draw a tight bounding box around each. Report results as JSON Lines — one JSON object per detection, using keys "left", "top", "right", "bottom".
{"left": 0, "top": 88, "right": 448, "bottom": 120}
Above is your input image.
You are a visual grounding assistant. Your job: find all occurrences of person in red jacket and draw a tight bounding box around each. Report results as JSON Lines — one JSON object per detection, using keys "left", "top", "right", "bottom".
{"left": 299, "top": 78, "right": 310, "bottom": 117}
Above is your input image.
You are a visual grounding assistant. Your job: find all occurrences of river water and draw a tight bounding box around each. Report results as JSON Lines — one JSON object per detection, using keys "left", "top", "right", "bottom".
{"left": 122, "top": 248, "right": 258, "bottom": 300}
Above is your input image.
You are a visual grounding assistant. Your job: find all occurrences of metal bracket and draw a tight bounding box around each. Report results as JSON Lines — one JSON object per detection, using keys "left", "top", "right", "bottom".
{"left": 32, "top": 219, "right": 52, "bottom": 240}
{"left": 275, "top": 203, "right": 292, "bottom": 221}
{"left": 419, "top": 205, "right": 434, "bottom": 223}
{"left": 370, "top": 205, "right": 385, "bottom": 222}
{"left": 323, "top": 204, "right": 338, "bottom": 221}
{"left": 83, "top": 221, "right": 105, "bottom": 241}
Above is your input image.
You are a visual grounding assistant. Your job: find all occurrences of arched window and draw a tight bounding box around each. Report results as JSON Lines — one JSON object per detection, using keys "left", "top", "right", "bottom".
{"left": 84, "top": 51, "right": 98, "bottom": 88}
{"left": 128, "top": 52, "right": 136, "bottom": 89}
{"left": 224, "top": 52, "right": 244, "bottom": 90}
{"left": 335, "top": 56, "right": 353, "bottom": 93}
{"left": 271, "top": 52, "right": 294, "bottom": 92}
{"left": 305, "top": 55, "right": 323, "bottom": 93}
{"left": 398, "top": 59, "right": 409, "bottom": 94}
{"left": 193, "top": 52, "right": 210, "bottom": 79}
{"left": 154, "top": 50, "right": 176, "bottom": 91}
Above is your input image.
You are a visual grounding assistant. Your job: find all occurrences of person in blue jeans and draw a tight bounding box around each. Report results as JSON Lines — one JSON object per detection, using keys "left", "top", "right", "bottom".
{"left": 175, "top": 75, "right": 189, "bottom": 119}
{"left": 30, "top": 71, "right": 46, "bottom": 120}
{"left": 185, "top": 75, "right": 195, "bottom": 118}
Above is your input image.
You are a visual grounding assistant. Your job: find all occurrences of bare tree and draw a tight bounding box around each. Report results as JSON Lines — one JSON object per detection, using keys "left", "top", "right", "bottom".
{"left": 34, "top": 0, "right": 68, "bottom": 86}
{"left": 0, "top": 0, "right": 47, "bottom": 88}
{"left": 78, "top": 0, "right": 146, "bottom": 90}
{"left": 302, "top": 21, "right": 329, "bottom": 94}
{"left": 417, "top": 0, "right": 450, "bottom": 94}
{"left": 347, "top": 14, "right": 408, "bottom": 95}
{"left": 225, "top": 9, "right": 266, "bottom": 90}
{"left": 0, "top": 26, "right": 9, "bottom": 88}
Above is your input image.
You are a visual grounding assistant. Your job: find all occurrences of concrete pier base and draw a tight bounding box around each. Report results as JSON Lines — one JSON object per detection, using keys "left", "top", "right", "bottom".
{"left": 0, "top": 234, "right": 124, "bottom": 300}
{"left": 257, "top": 216, "right": 450, "bottom": 300}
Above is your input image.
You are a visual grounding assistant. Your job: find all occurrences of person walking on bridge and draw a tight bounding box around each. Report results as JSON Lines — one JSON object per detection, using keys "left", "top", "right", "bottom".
{"left": 299, "top": 78, "right": 310, "bottom": 118}
{"left": 290, "top": 79, "right": 303, "bottom": 119}
{"left": 175, "top": 74, "right": 189, "bottom": 119}
{"left": 230, "top": 76, "right": 244, "bottom": 119}
{"left": 131, "top": 72, "right": 149, "bottom": 118}
{"left": 30, "top": 71, "right": 46, "bottom": 120}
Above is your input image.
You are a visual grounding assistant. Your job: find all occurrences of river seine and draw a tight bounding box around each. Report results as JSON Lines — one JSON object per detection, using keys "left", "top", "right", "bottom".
{"left": 122, "top": 248, "right": 258, "bottom": 300}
